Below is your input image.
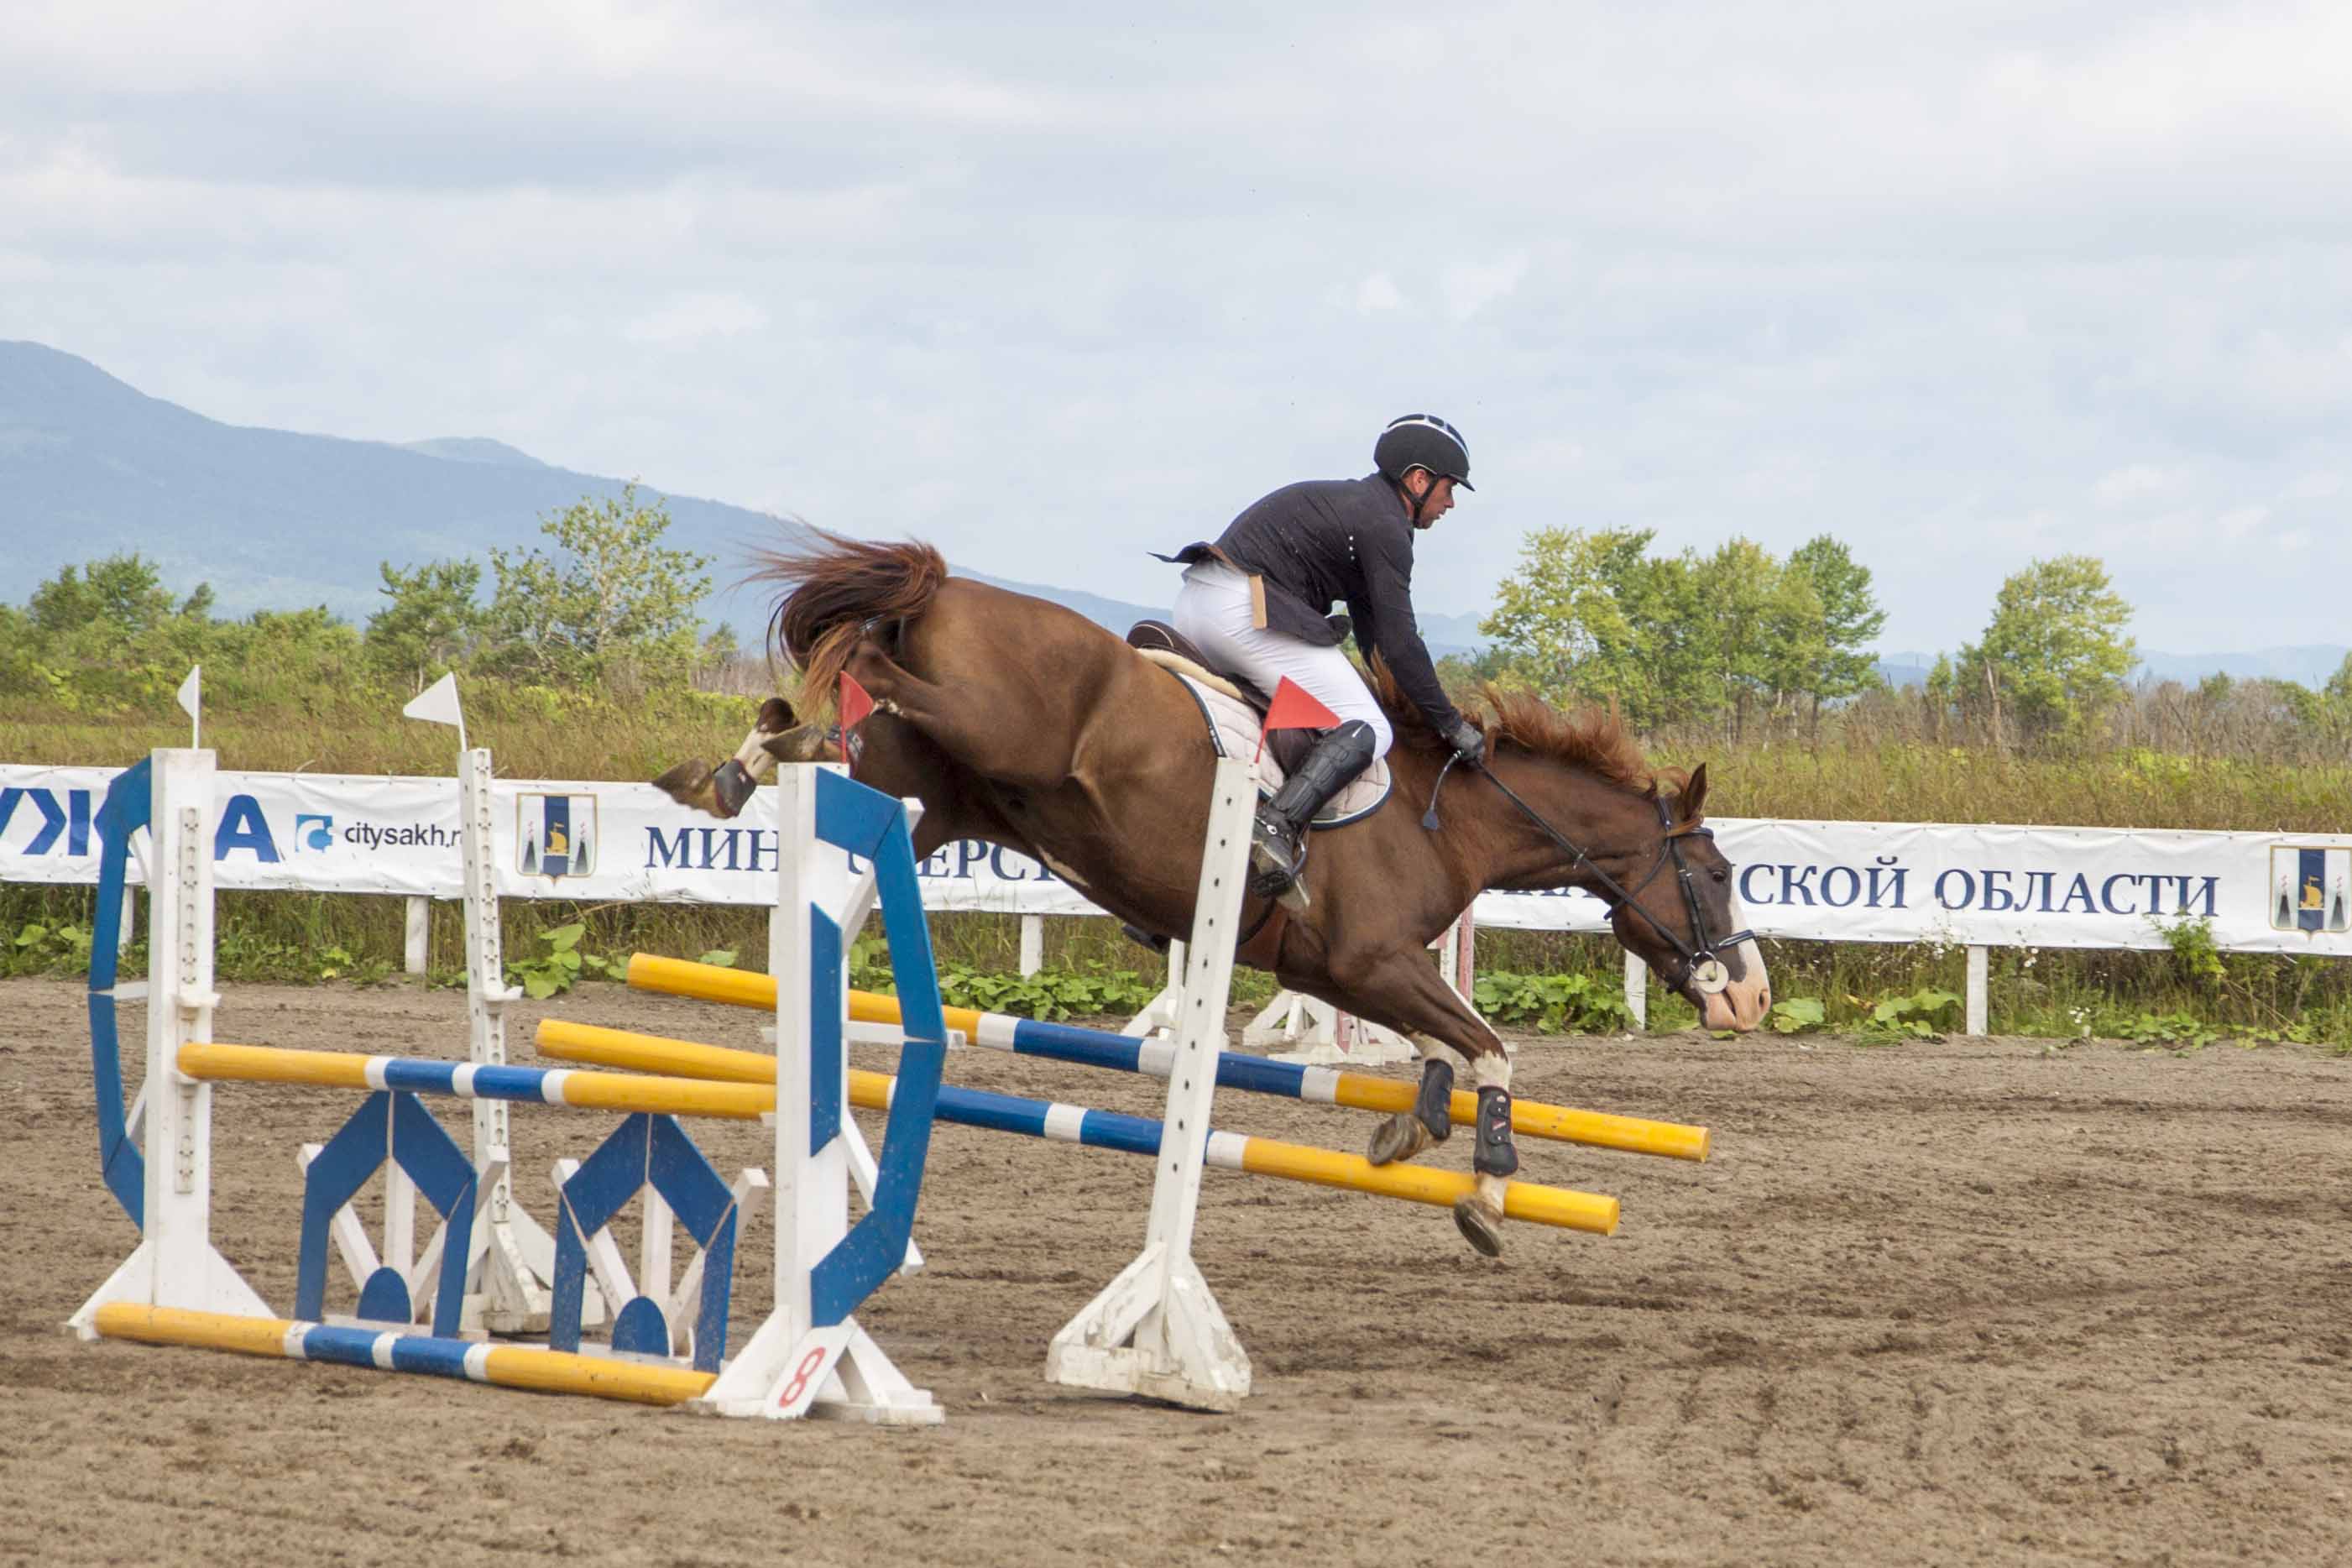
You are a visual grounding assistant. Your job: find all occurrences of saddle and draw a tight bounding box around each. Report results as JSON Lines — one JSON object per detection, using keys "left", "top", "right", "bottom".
{"left": 1125, "top": 620, "right": 1392, "bottom": 828}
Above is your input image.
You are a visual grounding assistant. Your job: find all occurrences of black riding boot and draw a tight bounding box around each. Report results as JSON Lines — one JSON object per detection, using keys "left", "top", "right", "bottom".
{"left": 1249, "top": 720, "right": 1378, "bottom": 902}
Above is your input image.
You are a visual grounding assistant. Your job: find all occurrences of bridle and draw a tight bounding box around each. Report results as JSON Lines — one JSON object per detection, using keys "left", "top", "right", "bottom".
{"left": 1423, "top": 755, "right": 1754, "bottom": 996}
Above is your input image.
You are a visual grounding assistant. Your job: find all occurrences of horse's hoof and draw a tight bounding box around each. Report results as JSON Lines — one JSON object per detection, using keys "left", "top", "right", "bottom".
{"left": 652, "top": 760, "right": 713, "bottom": 807}
{"left": 1367, "top": 1115, "right": 1431, "bottom": 1167}
{"left": 710, "top": 760, "right": 756, "bottom": 818}
{"left": 1452, "top": 1195, "right": 1506, "bottom": 1258}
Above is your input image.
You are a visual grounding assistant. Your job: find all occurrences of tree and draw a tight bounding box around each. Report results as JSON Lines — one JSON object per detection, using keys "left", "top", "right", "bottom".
{"left": 2318, "top": 653, "right": 2352, "bottom": 749}
{"left": 1480, "top": 526, "right": 1658, "bottom": 711}
{"left": 367, "top": 560, "right": 486, "bottom": 693}
{"left": 202, "top": 606, "right": 364, "bottom": 703}
{"left": 1434, "top": 645, "right": 1521, "bottom": 704}
{"left": 1957, "top": 555, "right": 2135, "bottom": 744}
{"left": 29, "top": 553, "right": 180, "bottom": 640}
{"left": 1700, "top": 536, "right": 1819, "bottom": 738}
{"left": 1481, "top": 526, "right": 1874, "bottom": 734}
{"left": 1478, "top": 526, "right": 1727, "bottom": 727}
{"left": 480, "top": 483, "right": 713, "bottom": 690}
{"left": 1785, "top": 536, "right": 1887, "bottom": 729}
{"left": 8, "top": 554, "right": 220, "bottom": 706}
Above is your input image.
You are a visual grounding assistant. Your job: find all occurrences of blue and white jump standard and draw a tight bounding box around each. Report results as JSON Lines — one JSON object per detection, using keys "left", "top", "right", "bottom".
{"left": 71, "top": 750, "right": 273, "bottom": 1331}
{"left": 688, "top": 763, "right": 952, "bottom": 1423}
{"left": 72, "top": 747, "right": 953, "bottom": 1424}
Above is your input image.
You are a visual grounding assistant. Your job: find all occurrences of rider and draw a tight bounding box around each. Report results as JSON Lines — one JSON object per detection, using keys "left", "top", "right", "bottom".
{"left": 1163, "top": 414, "right": 1488, "bottom": 896}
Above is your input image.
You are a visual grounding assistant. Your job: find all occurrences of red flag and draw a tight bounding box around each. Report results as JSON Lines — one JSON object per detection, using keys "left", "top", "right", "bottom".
{"left": 838, "top": 672, "right": 875, "bottom": 767}
{"left": 1256, "top": 677, "right": 1341, "bottom": 762}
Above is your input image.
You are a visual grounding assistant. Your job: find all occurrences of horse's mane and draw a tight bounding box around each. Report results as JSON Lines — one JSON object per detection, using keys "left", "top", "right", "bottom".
{"left": 1366, "top": 660, "right": 1668, "bottom": 795}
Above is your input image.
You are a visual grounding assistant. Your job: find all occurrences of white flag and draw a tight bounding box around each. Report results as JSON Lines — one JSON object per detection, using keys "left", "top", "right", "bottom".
{"left": 175, "top": 665, "right": 201, "bottom": 747}
{"left": 402, "top": 672, "right": 468, "bottom": 751}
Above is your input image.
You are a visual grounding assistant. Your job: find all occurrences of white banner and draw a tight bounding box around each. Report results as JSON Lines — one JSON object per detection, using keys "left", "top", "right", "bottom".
{"left": 3, "top": 765, "right": 2348, "bottom": 957}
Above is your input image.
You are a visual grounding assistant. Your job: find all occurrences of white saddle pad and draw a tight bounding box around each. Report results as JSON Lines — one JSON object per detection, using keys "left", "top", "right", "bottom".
{"left": 1145, "top": 656, "right": 1391, "bottom": 828}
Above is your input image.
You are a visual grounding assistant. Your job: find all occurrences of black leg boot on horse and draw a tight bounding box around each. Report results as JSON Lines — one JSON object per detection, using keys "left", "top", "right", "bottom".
{"left": 1367, "top": 1050, "right": 1456, "bottom": 1167}
{"left": 1249, "top": 720, "right": 1378, "bottom": 911}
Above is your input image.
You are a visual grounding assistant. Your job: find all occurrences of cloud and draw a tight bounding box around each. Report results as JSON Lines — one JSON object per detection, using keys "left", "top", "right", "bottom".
{"left": 1354, "top": 272, "right": 1404, "bottom": 313}
{"left": 4, "top": 1, "right": 2350, "bottom": 653}
{"left": 2093, "top": 465, "right": 2178, "bottom": 507}
{"left": 622, "top": 293, "right": 772, "bottom": 347}
{"left": 1440, "top": 253, "right": 1529, "bottom": 321}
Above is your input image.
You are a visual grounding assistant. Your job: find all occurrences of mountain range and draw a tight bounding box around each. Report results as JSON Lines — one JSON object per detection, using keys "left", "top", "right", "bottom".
{"left": 0, "top": 341, "right": 2337, "bottom": 685}
{"left": 0, "top": 339, "right": 1190, "bottom": 645}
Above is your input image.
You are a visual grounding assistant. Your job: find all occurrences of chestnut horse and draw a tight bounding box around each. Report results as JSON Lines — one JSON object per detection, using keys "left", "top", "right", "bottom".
{"left": 656, "top": 532, "right": 1770, "bottom": 1256}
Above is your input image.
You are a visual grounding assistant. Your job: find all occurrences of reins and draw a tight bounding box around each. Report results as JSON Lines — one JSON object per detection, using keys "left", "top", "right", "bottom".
{"left": 1423, "top": 755, "right": 1752, "bottom": 996}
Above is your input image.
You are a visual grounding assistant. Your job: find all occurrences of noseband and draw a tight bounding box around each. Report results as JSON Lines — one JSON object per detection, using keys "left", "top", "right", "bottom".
{"left": 1424, "top": 757, "right": 1754, "bottom": 996}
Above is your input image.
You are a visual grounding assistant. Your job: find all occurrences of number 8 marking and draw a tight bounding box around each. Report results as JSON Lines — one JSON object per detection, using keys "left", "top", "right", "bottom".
{"left": 777, "top": 1346, "right": 828, "bottom": 1409}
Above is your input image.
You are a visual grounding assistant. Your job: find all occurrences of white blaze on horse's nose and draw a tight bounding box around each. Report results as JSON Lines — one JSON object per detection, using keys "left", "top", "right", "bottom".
{"left": 1699, "top": 937, "right": 1771, "bottom": 1032}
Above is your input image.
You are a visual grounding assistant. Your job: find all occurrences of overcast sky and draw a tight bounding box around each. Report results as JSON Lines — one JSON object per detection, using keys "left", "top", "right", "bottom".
{"left": 6, "top": 2, "right": 2348, "bottom": 652}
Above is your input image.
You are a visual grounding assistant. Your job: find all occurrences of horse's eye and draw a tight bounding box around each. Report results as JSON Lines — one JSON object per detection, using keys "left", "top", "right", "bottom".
{"left": 1711, "top": 869, "right": 1727, "bottom": 883}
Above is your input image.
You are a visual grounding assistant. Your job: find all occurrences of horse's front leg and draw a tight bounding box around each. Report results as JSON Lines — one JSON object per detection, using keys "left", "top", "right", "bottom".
{"left": 1325, "top": 951, "right": 1518, "bottom": 1257}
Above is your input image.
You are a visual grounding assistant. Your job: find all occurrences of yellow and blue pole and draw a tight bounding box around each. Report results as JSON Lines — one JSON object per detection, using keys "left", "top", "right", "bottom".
{"left": 178, "top": 1042, "right": 775, "bottom": 1121}
{"left": 536, "top": 1020, "right": 1619, "bottom": 1236}
{"left": 92, "top": 1304, "right": 717, "bottom": 1406}
{"left": 623, "top": 952, "right": 1708, "bottom": 1163}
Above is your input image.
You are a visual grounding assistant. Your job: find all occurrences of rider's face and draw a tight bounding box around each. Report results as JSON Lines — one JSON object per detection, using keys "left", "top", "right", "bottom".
{"left": 1407, "top": 473, "right": 1458, "bottom": 527}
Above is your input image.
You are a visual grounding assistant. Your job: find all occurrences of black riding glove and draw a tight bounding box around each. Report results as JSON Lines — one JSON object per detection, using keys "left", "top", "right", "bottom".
{"left": 1440, "top": 717, "right": 1485, "bottom": 766}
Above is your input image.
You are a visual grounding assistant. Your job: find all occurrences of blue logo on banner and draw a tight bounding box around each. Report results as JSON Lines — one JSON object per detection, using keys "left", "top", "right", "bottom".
{"left": 295, "top": 814, "right": 334, "bottom": 852}
{"left": 2271, "top": 844, "right": 2350, "bottom": 933}
{"left": 520, "top": 792, "right": 598, "bottom": 880}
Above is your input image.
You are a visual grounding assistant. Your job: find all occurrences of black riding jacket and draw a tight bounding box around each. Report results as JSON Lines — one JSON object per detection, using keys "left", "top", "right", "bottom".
{"left": 1163, "top": 473, "right": 1461, "bottom": 735}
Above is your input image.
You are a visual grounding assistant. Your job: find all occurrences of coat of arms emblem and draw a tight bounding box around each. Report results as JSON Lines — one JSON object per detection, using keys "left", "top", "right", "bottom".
{"left": 519, "top": 792, "right": 598, "bottom": 880}
{"left": 2269, "top": 845, "right": 2350, "bottom": 933}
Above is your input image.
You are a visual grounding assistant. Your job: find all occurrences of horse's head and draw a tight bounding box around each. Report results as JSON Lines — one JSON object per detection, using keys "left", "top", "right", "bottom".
{"left": 1604, "top": 764, "right": 1772, "bottom": 1032}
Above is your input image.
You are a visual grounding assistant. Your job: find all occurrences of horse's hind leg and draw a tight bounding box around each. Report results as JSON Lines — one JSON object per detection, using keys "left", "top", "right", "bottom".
{"left": 654, "top": 698, "right": 796, "bottom": 818}
{"left": 1330, "top": 952, "right": 1518, "bottom": 1257}
{"left": 843, "top": 640, "right": 1070, "bottom": 791}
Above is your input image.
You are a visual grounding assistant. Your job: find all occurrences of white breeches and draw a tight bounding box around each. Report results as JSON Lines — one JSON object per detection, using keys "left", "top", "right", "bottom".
{"left": 1172, "top": 562, "right": 1394, "bottom": 760}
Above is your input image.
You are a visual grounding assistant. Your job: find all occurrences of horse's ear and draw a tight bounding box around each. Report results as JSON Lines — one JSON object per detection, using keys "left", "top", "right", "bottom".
{"left": 1680, "top": 763, "right": 1709, "bottom": 822}
{"left": 757, "top": 696, "right": 797, "bottom": 734}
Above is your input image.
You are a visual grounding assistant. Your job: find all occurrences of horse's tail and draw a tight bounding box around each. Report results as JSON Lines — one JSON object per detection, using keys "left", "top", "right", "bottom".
{"left": 750, "top": 528, "right": 949, "bottom": 718}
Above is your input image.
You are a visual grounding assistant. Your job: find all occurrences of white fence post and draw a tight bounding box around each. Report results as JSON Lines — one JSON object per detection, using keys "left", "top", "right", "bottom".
{"left": 404, "top": 896, "right": 429, "bottom": 975}
{"left": 1121, "top": 940, "right": 1189, "bottom": 1038}
{"left": 1018, "top": 914, "right": 1044, "bottom": 978}
{"left": 458, "top": 748, "right": 559, "bottom": 1333}
{"left": 1623, "top": 952, "right": 1648, "bottom": 1032}
{"left": 1965, "top": 945, "right": 1989, "bottom": 1037}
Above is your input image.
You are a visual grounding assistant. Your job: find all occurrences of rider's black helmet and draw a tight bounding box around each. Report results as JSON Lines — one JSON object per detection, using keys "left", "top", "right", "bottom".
{"left": 1373, "top": 414, "right": 1473, "bottom": 491}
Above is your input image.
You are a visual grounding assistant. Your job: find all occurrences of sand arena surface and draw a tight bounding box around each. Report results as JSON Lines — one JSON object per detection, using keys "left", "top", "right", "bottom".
{"left": 6, "top": 975, "right": 2350, "bottom": 1567}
